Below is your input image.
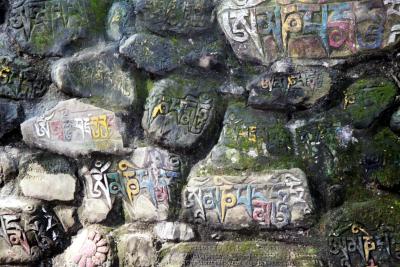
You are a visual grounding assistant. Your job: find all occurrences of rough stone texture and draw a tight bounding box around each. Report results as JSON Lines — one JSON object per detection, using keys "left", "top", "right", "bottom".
{"left": 106, "top": 2, "right": 136, "bottom": 41}
{"left": 21, "top": 99, "right": 129, "bottom": 157}
{"left": 53, "top": 225, "right": 113, "bottom": 267}
{"left": 190, "top": 101, "right": 293, "bottom": 175}
{"left": 217, "top": 0, "right": 400, "bottom": 65}
{"left": 120, "top": 33, "right": 179, "bottom": 75}
{"left": 19, "top": 156, "right": 76, "bottom": 201}
{"left": 0, "top": 197, "right": 65, "bottom": 265}
{"left": 182, "top": 168, "right": 314, "bottom": 229}
{"left": 7, "top": 0, "right": 113, "bottom": 56}
{"left": 0, "top": 98, "right": 23, "bottom": 138}
{"left": 0, "top": 51, "right": 50, "bottom": 99}
{"left": 142, "top": 76, "right": 224, "bottom": 150}
{"left": 116, "top": 232, "right": 156, "bottom": 267}
{"left": 343, "top": 78, "right": 397, "bottom": 128}
{"left": 135, "top": 0, "right": 215, "bottom": 35}
{"left": 154, "top": 222, "right": 195, "bottom": 242}
{"left": 159, "top": 241, "right": 323, "bottom": 267}
{"left": 52, "top": 45, "right": 137, "bottom": 108}
{"left": 247, "top": 65, "right": 332, "bottom": 110}
{"left": 54, "top": 206, "right": 78, "bottom": 233}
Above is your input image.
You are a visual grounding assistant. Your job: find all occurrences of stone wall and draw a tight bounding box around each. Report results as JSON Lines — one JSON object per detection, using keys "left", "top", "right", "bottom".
{"left": 0, "top": 0, "right": 400, "bottom": 266}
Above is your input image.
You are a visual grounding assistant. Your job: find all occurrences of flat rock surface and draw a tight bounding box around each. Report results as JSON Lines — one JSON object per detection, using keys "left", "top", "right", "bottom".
{"left": 21, "top": 99, "right": 129, "bottom": 157}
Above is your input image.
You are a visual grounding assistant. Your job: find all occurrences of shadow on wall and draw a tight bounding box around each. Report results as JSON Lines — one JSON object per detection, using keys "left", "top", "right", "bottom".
{"left": 0, "top": 0, "right": 7, "bottom": 25}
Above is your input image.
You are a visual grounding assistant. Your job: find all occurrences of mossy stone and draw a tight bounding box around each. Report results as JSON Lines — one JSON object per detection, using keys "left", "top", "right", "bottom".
{"left": 344, "top": 78, "right": 397, "bottom": 129}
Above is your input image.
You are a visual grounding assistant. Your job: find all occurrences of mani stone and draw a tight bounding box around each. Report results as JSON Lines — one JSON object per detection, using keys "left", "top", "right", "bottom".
{"left": 52, "top": 45, "right": 137, "bottom": 108}
{"left": 191, "top": 101, "right": 292, "bottom": 175}
{"left": 53, "top": 225, "right": 113, "bottom": 267}
{"left": 135, "top": 0, "right": 215, "bottom": 35}
{"left": 217, "top": 0, "right": 400, "bottom": 65}
{"left": 80, "top": 146, "right": 184, "bottom": 224}
{"left": 343, "top": 78, "right": 397, "bottom": 128}
{"left": 142, "top": 76, "right": 223, "bottom": 150}
{"left": 19, "top": 156, "right": 76, "bottom": 202}
{"left": 21, "top": 99, "right": 129, "bottom": 158}
{"left": 154, "top": 222, "right": 195, "bottom": 242}
{"left": 0, "top": 98, "right": 23, "bottom": 138}
{"left": 119, "top": 33, "right": 179, "bottom": 75}
{"left": 0, "top": 197, "right": 65, "bottom": 265}
{"left": 53, "top": 206, "right": 78, "bottom": 232}
{"left": 106, "top": 2, "right": 136, "bottom": 41}
{"left": 248, "top": 66, "right": 332, "bottom": 110}
{"left": 0, "top": 53, "right": 50, "bottom": 99}
{"left": 159, "top": 241, "right": 323, "bottom": 267}
{"left": 116, "top": 232, "right": 156, "bottom": 267}
{"left": 182, "top": 168, "right": 314, "bottom": 229}
{"left": 7, "top": 0, "right": 113, "bottom": 56}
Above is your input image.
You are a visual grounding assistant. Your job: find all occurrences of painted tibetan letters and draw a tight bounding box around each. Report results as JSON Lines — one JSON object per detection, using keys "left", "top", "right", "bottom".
{"left": 217, "top": 0, "right": 400, "bottom": 65}
{"left": 21, "top": 99, "right": 128, "bottom": 157}
{"left": 81, "top": 147, "right": 183, "bottom": 222}
{"left": 182, "top": 168, "right": 313, "bottom": 229}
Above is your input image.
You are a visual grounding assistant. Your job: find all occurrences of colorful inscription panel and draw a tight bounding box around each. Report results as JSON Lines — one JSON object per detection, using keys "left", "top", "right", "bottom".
{"left": 0, "top": 198, "right": 64, "bottom": 263}
{"left": 328, "top": 223, "right": 400, "bottom": 267}
{"left": 218, "top": 0, "right": 400, "bottom": 64}
{"left": 182, "top": 169, "right": 313, "bottom": 229}
{"left": 21, "top": 99, "right": 126, "bottom": 157}
{"left": 84, "top": 147, "right": 182, "bottom": 221}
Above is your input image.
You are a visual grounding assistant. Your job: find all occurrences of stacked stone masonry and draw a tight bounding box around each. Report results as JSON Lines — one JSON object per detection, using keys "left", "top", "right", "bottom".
{"left": 0, "top": 0, "right": 399, "bottom": 266}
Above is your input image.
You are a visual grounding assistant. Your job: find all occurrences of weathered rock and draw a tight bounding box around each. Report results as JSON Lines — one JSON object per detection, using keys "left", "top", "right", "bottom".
{"left": 154, "top": 222, "right": 195, "bottom": 242}
{"left": 182, "top": 168, "right": 314, "bottom": 229}
{"left": 0, "top": 98, "right": 23, "bottom": 138}
{"left": 248, "top": 65, "right": 332, "bottom": 110}
{"left": 322, "top": 196, "right": 400, "bottom": 267}
{"left": 217, "top": 81, "right": 246, "bottom": 97}
{"left": 0, "top": 147, "right": 18, "bottom": 184}
{"left": 390, "top": 108, "right": 400, "bottom": 132}
{"left": 135, "top": 0, "right": 215, "bottom": 35}
{"left": 53, "top": 206, "right": 78, "bottom": 233}
{"left": 0, "top": 53, "right": 50, "bottom": 99}
{"left": 0, "top": 197, "right": 65, "bottom": 264}
{"left": 120, "top": 33, "right": 226, "bottom": 74}
{"left": 361, "top": 128, "right": 400, "bottom": 189}
{"left": 116, "top": 232, "right": 156, "bottom": 267}
{"left": 142, "top": 76, "right": 224, "bottom": 150}
{"left": 159, "top": 241, "right": 323, "bottom": 267}
{"left": 19, "top": 155, "right": 76, "bottom": 201}
{"left": 217, "top": 0, "right": 400, "bottom": 65}
{"left": 288, "top": 109, "right": 356, "bottom": 209}
{"left": 53, "top": 225, "right": 113, "bottom": 267}
{"left": 7, "top": 0, "right": 113, "bottom": 55}
{"left": 52, "top": 45, "right": 137, "bottom": 108}
{"left": 21, "top": 99, "right": 129, "bottom": 157}
{"left": 343, "top": 78, "right": 397, "bottom": 128}
{"left": 106, "top": 2, "right": 136, "bottom": 41}
{"left": 80, "top": 146, "right": 184, "bottom": 223}
{"left": 190, "top": 101, "right": 293, "bottom": 176}
{"left": 119, "top": 33, "right": 179, "bottom": 75}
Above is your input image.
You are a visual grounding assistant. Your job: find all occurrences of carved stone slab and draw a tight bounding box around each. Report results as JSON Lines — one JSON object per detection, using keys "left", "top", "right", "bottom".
{"left": 7, "top": 0, "right": 112, "bottom": 55}
{"left": 182, "top": 168, "right": 313, "bottom": 229}
{"left": 248, "top": 66, "right": 332, "bottom": 110}
{"left": 0, "top": 197, "right": 64, "bottom": 264}
{"left": 21, "top": 99, "right": 128, "bottom": 157}
{"left": 142, "top": 77, "right": 223, "bottom": 150}
{"left": 0, "top": 55, "right": 49, "bottom": 99}
{"left": 217, "top": 0, "right": 400, "bottom": 65}
{"left": 52, "top": 45, "right": 137, "bottom": 108}
{"left": 80, "top": 147, "right": 183, "bottom": 223}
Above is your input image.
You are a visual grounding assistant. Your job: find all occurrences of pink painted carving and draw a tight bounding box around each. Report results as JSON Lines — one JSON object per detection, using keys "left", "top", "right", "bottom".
{"left": 73, "top": 230, "right": 109, "bottom": 267}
